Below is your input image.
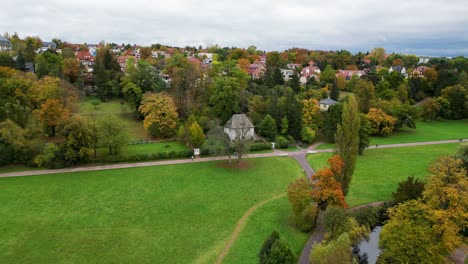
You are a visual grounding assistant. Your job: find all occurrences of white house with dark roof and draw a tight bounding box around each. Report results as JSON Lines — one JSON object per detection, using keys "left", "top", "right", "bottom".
{"left": 389, "top": 65, "right": 408, "bottom": 78}
{"left": 0, "top": 36, "right": 12, "bottom": 51}
{"left": 318, "top": 98, "right": 339, "bottom": 111}
{"left": 224, "top": 114, "right": 255, "bottom": 141}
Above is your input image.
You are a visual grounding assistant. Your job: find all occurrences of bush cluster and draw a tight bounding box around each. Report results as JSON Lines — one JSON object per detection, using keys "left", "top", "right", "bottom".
{"left": 249, "top": 142, "right": 272, "bottom": 151}
{"left": 99, "top": 149, "right": 193, "bottom": 163}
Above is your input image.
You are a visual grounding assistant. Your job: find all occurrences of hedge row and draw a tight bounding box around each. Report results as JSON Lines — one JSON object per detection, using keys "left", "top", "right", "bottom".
{"left": 98, "top": 149, "right": 194, "bottom": 163}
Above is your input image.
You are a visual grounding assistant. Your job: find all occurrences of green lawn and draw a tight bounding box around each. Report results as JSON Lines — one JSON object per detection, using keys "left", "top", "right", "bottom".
{"left": 0, "top": 157, "right": 306, "bottom": 264}
{"left": 79, "top": 98, "right": 148, "bottom": 140}
{"left": 223, "top": 197, "right": 309, "bottom": 264}
{"left": 307, "top": 143, "right": 460, "bottom": 207}
{"left": 315, "top": 119, "right": 468, "bottom": 149}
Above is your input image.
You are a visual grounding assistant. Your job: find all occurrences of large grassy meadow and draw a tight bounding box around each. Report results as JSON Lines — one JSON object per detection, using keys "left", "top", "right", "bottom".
{"left": 0, "top": 157, "right": 306, "bottom": 263}
{"left": 308, "top": 143, "right": 460, "bottom": 206}
{"left": 316, "top": 119, "right": 468, "bottom": 149}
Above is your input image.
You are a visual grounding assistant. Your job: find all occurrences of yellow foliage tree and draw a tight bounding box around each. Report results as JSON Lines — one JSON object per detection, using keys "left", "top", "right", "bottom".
{"left": 139, "top": 92, "right": 178, "bottom": 138}
{"left": 366, "top": 108, "right": 397, "bottom": 136}
{"left": 302, "top": 98, "right": 322, "bottom": 129}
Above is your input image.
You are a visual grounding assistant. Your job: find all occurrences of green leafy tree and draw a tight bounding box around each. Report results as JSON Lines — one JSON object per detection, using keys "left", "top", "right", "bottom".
{"left": 122, "top": 81, "right": 143, "bottom": 112}
{"left": 320, "top": 65, "right": 336, "bottom": 84}
{"left": 441, "top": 85, "right": 467, "bottom": 119}
{"left": 322, "top": 103, "right": 343, "bottom": 143}
{"left": 93, "top": 47, "right": 123, "bottom": 99}
{"left": 0, "top": 53, "right": 15, "bottom": 68}
{"left": 287, "top": 178, "right": 317, "bottom": 231}
{"left": 209, "top": 76, "right": 241, "bottom": 123}
{"left": 392, "top": 176, "right": 425, "bottom": 204}
{"left": 454, "top": 143, "right": 468, "bottom": 170}
{"left": 59, "top": 116, "right": 93, "bottom": 165}
{"left": 290, "top": 73, "right": 301, "bottom": 93}
{"left": 98, "top": 115, "right": 129, "bottom": 155}
{"left": 280, "top": 116, "right": 289, "bottom": 135}
{"left": 301, "top": 126, "right": 315, "bottom": 144}
{"left": 188, "top": 121, "right": 205, "bottom": 148}
{"left": 35, "top": 51, "right": 63, "bottom": 78}
{"left": 259, "top": 231, "right": 295, "bottom": 264}
{"left": 353, "top": 79, "right": 375, "bottom": 113}
{"left": 309, "top": 233, "right": 353, "bottom": 264}
{"left": 334, "top": 95, "right": 360, "bottom": 195}
{"left": 330, "top": 78, "right": 339, "bottom": 101}
{"left": 358, "top": 113, "right": 371, "bottom": 155}
{"left": 258, "top": 114, "right": 277, "bottom": 141}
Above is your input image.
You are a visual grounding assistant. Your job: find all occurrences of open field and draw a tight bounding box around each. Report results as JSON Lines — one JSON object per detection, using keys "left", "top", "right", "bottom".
{"left": 0, "top": 157, "right": 305, "bottom": 264}
{"left": 79, "top": 98, "right": 148, "bottom": 140}
{"left": 308, "top": 143, "right": 460, "bottom": 206}
{"left": 315, "top": 119, "right": 468, "bottom": 149}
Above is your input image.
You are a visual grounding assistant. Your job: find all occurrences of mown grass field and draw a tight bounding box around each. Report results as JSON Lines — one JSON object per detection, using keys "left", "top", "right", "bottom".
{"left": 222, "top": 197, "right": 309, "bottom": 264}
{"left": 315, "top": 119, "right": 468, "bottom": 149}
{"left": 79, "top": 98, "right": 148, "bottom": 140}
{"left": 0, "top": 157, "right": 306, "bottom": 264}
{"left": 307, "top": 143, "right": 460, "bottom": 206}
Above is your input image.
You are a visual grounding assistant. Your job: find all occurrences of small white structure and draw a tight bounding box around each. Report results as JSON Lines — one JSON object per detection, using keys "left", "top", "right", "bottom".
{"left": 224, "top": 114, "right": 255, "bottom": 141}
{"left": 318, "top": 98, "right": 339, "bottom": 111}
{"left": 280, "top": 69, "right": 294, "bottom": 81}
{"left": 389, "top": 65, "right": 408, "bottom": 78}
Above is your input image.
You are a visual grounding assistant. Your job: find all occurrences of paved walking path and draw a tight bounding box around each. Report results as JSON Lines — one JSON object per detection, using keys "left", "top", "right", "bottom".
{"left": 2, "top": 139, "right": 464, "bottom": 179}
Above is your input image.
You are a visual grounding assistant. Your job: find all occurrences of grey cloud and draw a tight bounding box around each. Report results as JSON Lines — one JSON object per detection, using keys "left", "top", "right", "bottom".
{"left": 1, "top": 0, "right": 467, "bottom": 56}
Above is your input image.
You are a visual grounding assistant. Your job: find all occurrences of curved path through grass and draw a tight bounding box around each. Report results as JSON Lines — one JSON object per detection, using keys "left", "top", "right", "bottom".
{"left": 215, "top": 193, "right": 285, "bottom": 264}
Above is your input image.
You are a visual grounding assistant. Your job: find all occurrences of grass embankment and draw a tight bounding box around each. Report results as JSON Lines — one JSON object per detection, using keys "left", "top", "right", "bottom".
{"left": 307, "top": 143, "right": 460, "bottom": 207}
{"left": 0, "top": 157, "right": 306, "bottom": 263}
{"left": 79, "top": 98, "right": 148, "bottom": 140}
{"left": 315, "top": 119, "right": 468, "bottom": 149}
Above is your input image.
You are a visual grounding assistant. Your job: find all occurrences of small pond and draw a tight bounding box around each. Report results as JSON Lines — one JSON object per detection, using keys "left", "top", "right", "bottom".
{"left": 357, "top": 226, "right": 382, "bottom": 264}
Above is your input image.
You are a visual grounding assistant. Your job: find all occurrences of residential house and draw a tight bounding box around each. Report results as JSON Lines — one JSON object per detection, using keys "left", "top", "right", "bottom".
{"left": 389, "top": 65, "right": 408, "bottom": 78}
{"left": 159, "top": 73, "right": 171, "bottom": 85}
{"left": 318, "top": 98, "right": 338, "bottom": 111}
{"left": 0, "top": 36, "right": 12, "bottom": 51}
{"left": 280, "top": 69, "right": 294, "bottom": 81}
{"left": 152, "top": 50, "right": 167, "bottom": 58}
{"left": 418, "top": 56, "right": 430, "bottom": 64}
{"left": 412, "top": 66, "right": 429, "bottom": 78}
{"left": 224, "top": 114, "right": 255, "bottom": 141}
{"left": 287, "top": 63, "right": 301, "bottom": 70}
{"left": 117, "top": 55, "right": 135, "bottom": 71}
{"left": 248, "top": 63, "right": 266, "bottom": 79}
{"left": 76, "top": 50, "right": 95, "bottom": 72}
{"left": 36, "top": 41, "right": 57, "bottom": 53}
{"left": 336, "top": 69, "right": 366, "bottom": 80}
{"left": 87, "top": 44, "right": 98, "bottom": 57}
{"left": 24, "top": 62, "right": 35, "bottom": 73}
{"left": 198, "top": 52, "right": 214, "bottom": 64}
{"left": 300, "top": 61, "right": 321, "bottom": 84}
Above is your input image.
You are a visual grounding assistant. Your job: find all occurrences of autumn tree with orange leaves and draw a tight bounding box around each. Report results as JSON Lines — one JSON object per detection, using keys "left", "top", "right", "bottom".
{"left": 311, "top": 155, "right": 347, "bottom": 210}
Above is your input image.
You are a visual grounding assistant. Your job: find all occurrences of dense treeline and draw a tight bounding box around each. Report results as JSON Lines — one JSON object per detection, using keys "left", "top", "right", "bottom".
{"left": 1, "top": 33, "right": 467, "bottom": 168}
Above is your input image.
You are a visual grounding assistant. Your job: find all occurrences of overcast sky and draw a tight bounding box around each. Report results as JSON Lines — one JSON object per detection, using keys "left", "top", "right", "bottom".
{"left": 2, "top": 0, "right": 468, "bottom": 56}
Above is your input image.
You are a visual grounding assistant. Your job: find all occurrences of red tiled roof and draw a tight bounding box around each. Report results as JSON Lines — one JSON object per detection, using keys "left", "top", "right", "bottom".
{"left": 76, "top": 51, "right": 94, "bottom": 62}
